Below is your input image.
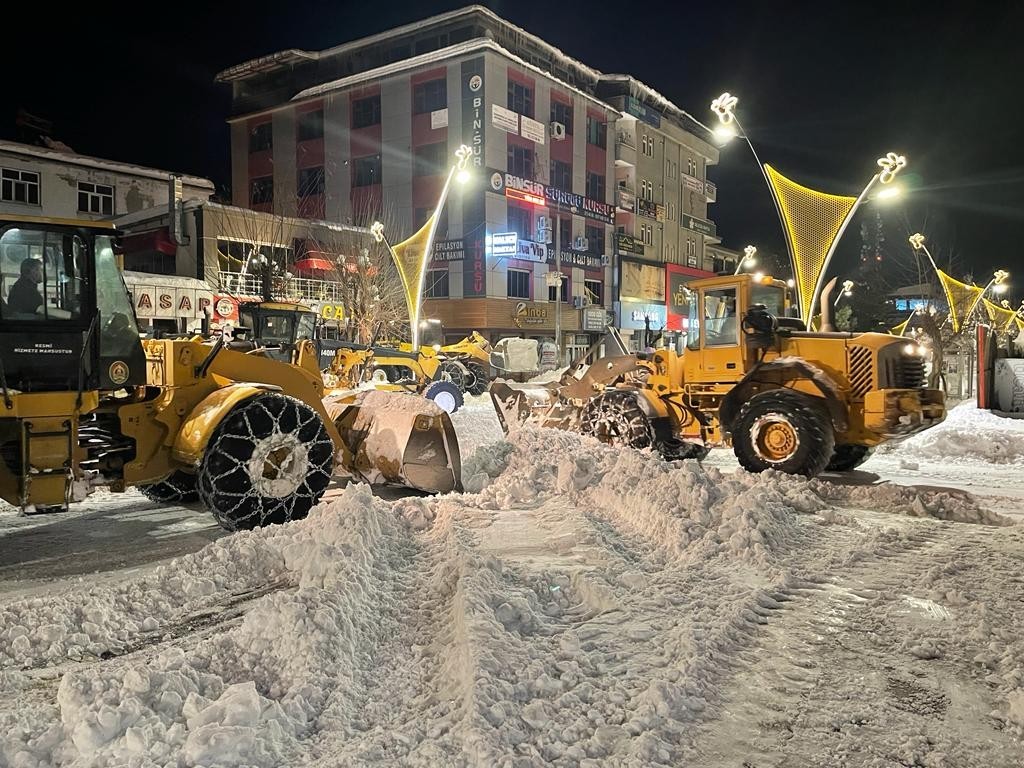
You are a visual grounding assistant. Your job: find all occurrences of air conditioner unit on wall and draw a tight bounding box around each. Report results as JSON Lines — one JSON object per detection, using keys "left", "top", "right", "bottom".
{"left": 573, "top": 295, "right": 591, "bottom": 309}
{"left": 573, "top": 236, "right": 589, "bottom": 251}
{"left": 550, "top": 121, "right": 567, "bottom": 140}
{"left": 600, "top": 254, "right": 611, "bottom": 267}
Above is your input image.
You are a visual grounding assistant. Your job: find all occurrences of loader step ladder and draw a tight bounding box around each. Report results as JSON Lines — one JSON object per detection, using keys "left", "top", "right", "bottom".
{"left": 20, "top": 418, "right": 75, "bottom": 511}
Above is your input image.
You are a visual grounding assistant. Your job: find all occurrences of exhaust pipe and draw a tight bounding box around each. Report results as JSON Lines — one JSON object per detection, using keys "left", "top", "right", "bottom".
{"left": 818, "top": 277, "right": 838, "bottom": 332}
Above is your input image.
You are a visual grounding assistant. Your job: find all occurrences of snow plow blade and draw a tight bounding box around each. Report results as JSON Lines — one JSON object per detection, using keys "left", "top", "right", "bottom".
{"left": 326, "top": 392, "right": 462, "bottom": 494}
{"left": 489, "top": 380, "right": 581, "bottom": 435}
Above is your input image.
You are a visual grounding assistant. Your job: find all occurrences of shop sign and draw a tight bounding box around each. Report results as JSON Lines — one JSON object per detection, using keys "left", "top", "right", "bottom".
{"left": 432, "top": 238, "right": 465, "bottom": 261}
{"left": 620, "top": 260, "right": 666, "bottom": 302}
{"left": 520, "top": 115, "right": 546, "bottom": 144}
{"left": 682, "top": 213, "right": 717, "bottom": 237}
{"left": 583, "top": 307, "right": 611, "bottom": 332}
{"left": 615, "top": 232, "right": 645, "bottom": 255}
{"left": 545, "top": 247, "right": 604, "bottom": 270}
{"left": 683, "top": 174, "right": 704, "bottom": 193}
{"left": 430, "top": 108, "right": 448, "bottom": 130}
{"left": 636, "top": 198, "right": 658, "bottom": 219}
{"left": 129, "top": 284, "right": 213, "bottom": 320}
{"left": 314, "top": 303, "right": 347, "bottom": 321}
{"left": 490, "top": 232, "right": 518, "bottom": 257}
{"left": 516, "top": 239, "right": 547, "bottom": 263}
{"left": 617, "top": 188, "right": 635, "bottom": 211}
{"left": 513, "top": 301, "right": 549, "bottom": 327}
{"left": 625, "top": 95, "right": 662, "bottom": 129}
{"left": 488, "top": 169, "right": 615, "bottom": 224}
{"left": 462, "top": 60, "right": 484, "bottom": 168}
{"left": 491, "top": 104, "right": 519, "bottom": 133}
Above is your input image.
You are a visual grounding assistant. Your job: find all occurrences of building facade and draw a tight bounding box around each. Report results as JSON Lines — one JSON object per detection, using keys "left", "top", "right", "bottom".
{"left": 217, "top": 5, "right": 720, "bottom": 357}
{"left": 0, "top": 140, "right": 213, "bottom": 221}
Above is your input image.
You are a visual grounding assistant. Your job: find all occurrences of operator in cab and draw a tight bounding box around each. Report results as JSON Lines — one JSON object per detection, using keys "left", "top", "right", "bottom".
{"left": 8, "top": 258, "right": 44, "bottom": 315}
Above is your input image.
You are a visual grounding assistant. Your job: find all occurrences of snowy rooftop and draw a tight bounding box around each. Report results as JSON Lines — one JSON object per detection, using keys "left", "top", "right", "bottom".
{"left": 0, "top": 139, "right": 215, "bottom": 190}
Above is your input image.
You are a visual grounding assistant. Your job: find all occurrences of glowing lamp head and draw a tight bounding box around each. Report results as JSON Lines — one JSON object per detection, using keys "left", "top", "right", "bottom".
{"left": 994, "top": 283, "right": 1009, "bottom": 295}
{"left": 456, "top": 168, "right": 471, "bottom": 185}
{"left": 786, "top": 278, "right": 795, "bottom": 288}
{"left": 752, "top": 271, "right": 764, "bottom": 283}
{"left": 713, "top": 124, "right": 738, "bottom": 144}
{"left": 875, "top": 186, "right": 901, "bottom": 200}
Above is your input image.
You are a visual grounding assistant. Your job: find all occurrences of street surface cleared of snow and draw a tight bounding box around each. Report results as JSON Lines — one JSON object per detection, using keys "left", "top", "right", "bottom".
{"left": 1, "top": 397, "right": 1023, "bottom": 766}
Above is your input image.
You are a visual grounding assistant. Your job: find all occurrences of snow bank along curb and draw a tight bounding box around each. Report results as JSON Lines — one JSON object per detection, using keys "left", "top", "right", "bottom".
{"left": 882, "top": 400, "right": 1024, "bottom": 465}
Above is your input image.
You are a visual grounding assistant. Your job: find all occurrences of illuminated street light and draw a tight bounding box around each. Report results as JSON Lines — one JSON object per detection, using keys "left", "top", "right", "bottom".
{"left": 371, "top": 145, "right": 473, "bottom": 348}
{"left": 734, "top": 244, "right": 757, "bottom": 274}
{"left": 874, "top": 186, "right": 901, "bottom": 200}
{"left": 834, "top": 279, "right": 855, "bottom": 306}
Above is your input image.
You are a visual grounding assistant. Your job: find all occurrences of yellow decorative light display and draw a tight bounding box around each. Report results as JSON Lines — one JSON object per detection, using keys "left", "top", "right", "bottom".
{"left": 764, "top": 164, "right": 858, "bottom": 322}
{"left": 983, "top": 299, "right": 1018, "bottom": 332}
{"left": 891, "top": 316, "right": 913, "bottom": 336}
{"left": 935, "top": 270, "right": 985, "bottom": 333}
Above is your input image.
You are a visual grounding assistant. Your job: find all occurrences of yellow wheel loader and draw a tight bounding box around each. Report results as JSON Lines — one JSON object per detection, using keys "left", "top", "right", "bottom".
{"left": 0, "top": 215, "right": 461, "bottom": 531}
{"left": 413, "top": 319, "right": 493, "bottom": 396}
{"left": 491, "top": 273, "right": 945, "bottom": 477}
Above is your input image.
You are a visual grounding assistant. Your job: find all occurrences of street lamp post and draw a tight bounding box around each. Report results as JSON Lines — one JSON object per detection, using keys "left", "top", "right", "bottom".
{"left": 371, "top": 145, "right": 472, "bottom": 349}
{"left": 734, "top": 244, "right": 757, "bottom": 275}
{"left": 834, "top": 279, "right": 855, "bottom": 307}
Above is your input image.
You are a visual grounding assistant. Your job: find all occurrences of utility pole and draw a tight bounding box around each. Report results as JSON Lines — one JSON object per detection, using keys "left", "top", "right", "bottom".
{"left": 554, "top": 201, "right": 562, "bottom": 367}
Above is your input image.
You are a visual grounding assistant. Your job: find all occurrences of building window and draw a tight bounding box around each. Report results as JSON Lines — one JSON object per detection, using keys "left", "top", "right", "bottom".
{"left": 548, "top": 275, "right": 569, "bottom": 303}
{"left": 297, "top": 167, "right": 325, "bottom": 198}
{"left": 507, "top": 268, "right": 531, "bottom": 299}
{"left": 352, "top": 155, "right": 382, "bottom": 187}
{"left": 249, "top": 122, "right": 272, "bottom": 153}
{"left": 77, "top": 181, "right": 113, "bottom": 215}
{"left": 413, "top": 78, "right": 447, "bottom": 114}
{"left": 550, "top": 100, "right": 573, "bottom": 135}
{"left": 507, "top": 144, "right": 533, "bottom": 178}
{"left": 687, "top": 157, "right": 697, "bottom": 176}
{"left": 250, "top": 176, "right": 273, "bottom": 205}
{"left": 550, "top": 159, "right": 571, "bottom": 191}
{"left": 585, "top": 224, "right": 604, "bottom": 254}
{"left": 686, "top": 238, "right": 697, "bottom": 267}
{"left": 640, "top": 179, "right": 653, "bottom": 201}
{"left": 586, "top": 116, "right": 606, "bottom": 149}
{"left": 1, "top": 168, "right": 40, "bottom": 206}
{"left": 641, "top": 223, "right": 653, "bottom": 246}
{"left": 424, "top": 269, "right": 449, "bottom": 298}
{"left": 557, "top": 216, "right": 571, "bottom": 248}
{"left": 352, "top": 95, "right": 382, "bottom": 129}
{"left": 584, "top": 279, "right": 603, "bottom": 305}
{"left": 668, "top": 201, "right": 676, "bottom": 220}
{"left": 297, "top": 110, "right": 324, "bottom": 141}
{"left": 506, "top": 203, "right": 531, "bottom": 239}
{"left": 507, "top": 80, "right": 534, "bottom": 117}
{"left": 414, "top": 142, "right": 447, "bottom": 177}
{"left": 585, "top": 172, "right": 605, "bottom": 201}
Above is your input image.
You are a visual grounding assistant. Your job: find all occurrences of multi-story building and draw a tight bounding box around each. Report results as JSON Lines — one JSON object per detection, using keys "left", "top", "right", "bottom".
{"left": 217, "top": 5, "right": 720, "bottom": 358}
{"left": 0, "top": 140, "right": 213, "bottom": 221}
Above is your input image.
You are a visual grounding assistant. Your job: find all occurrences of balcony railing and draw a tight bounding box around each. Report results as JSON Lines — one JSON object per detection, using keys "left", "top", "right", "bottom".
{"left": 704, "top": 180, "right": 717, "bottom": 203}
{"left": 218, "top": 271, "right": 346, "bottom": 302}
{"left": 614, "top": 134, "right": 637, "bottom": 166}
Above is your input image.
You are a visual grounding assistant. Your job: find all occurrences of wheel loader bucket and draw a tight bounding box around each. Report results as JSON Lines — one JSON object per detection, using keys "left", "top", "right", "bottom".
{"left": 325, "top": 391, "right": 462, "bottom": 494}
{"left": 489, "top": 380, "right": 581, "bottom": 435}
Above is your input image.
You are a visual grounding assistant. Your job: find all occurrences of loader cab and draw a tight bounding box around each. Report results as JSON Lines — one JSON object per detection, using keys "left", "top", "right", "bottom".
{"left": 237, "top": 301, "right": 316, "bottom": 361}
{"left": 418, "top": 318, "right": 444, "bottom": 351}
{"left": 0, "top": 216, "right": 146, "bottom": 393}
{"left": 685, "top": 274, "right": 789, "bottom": 383}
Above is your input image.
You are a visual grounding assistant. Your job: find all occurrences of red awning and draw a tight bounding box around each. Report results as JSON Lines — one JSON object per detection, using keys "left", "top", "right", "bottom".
{"left": 122, "top": 227, "right": 177, "bottom": 256}
{"left": 294, "top": 257, "right": 335, "bottom": 273}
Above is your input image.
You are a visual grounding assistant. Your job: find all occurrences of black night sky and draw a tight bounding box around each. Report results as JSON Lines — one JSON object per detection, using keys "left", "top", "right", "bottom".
{"left": 5, "top": 0, "right": 1023, "bottom": 292}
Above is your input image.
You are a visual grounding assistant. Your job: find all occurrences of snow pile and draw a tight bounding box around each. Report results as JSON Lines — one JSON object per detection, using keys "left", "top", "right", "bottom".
{"left": 473, "top": 429, "right": 825, "bottom": 566}
{"left": 811, "top": 480, "right": 1014, "bottom": 526}
{"left": 0, "top": 485, "right": 414, "bottom": 767}
{"left": 353, "top": 389, "right": 444, "bottom": 416}
{"left": 884, "top": 400, "right": 1024, "bottom": 465}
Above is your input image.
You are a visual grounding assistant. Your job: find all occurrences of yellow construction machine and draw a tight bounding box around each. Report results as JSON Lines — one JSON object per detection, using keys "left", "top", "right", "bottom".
{"left": 0, "top": 215, "right": 461, "bottom": 530}
{"left": 492, "top": 273, "right": 945, "bottom": 476}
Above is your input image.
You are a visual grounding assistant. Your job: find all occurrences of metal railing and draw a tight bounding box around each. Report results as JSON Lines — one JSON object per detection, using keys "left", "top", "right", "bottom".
{"left": 217, "top": 271, "right": 346, "bottom": 302}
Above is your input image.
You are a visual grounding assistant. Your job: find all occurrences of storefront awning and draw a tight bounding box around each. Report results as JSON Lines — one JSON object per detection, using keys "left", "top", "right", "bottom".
{"left": 294, "top": 257, "right": 335, "bottom": 273}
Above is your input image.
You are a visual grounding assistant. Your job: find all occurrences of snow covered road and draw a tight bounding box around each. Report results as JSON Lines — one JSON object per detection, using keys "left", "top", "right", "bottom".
{"left": 1, "top": 398, "right": 1023, "bottom": 766}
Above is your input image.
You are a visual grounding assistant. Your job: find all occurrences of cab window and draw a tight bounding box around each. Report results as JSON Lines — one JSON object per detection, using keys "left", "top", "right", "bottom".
{"left": 0, "top": 228, "right": 85, "bottom": 321}
{"left": 751, "top": 283, "right": 786, "bottom": 317}
{"left": 704, "top": 287, "right": 738, "bottom": 347}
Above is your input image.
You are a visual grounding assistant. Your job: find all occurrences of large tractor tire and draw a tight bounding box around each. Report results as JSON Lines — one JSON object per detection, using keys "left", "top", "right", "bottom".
{"left": 826, "top": 444, "right": 874, "bottom": 472}
{"left": 465, "top": 361, "right": 490, "bottom": 396}
{"left": 423, "top": 380, "right": 464, "bottom": 414}
{"left": 197, "top": 393, "right": 335, "bottom": 531}
{"left": 139, "top": 470, "right": 200, "bottom": 504}
{"left": 437, "top": 361, "right": 468, "bottom": 393}
{"left": 732, "top": 389, "right": 835, "bottom": 477}
{"left": 580, "top": 392, "right": 653, "bottom": 450}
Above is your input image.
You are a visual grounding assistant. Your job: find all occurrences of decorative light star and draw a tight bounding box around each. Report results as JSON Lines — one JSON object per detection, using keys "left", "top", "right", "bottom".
{"left": 908, "top": 233, "right": 925, "bottom": 251}
{"left": 743, "top": 244, "right": 757, "bottom": 259}
{"left": 370, "top": 221, "right": 385, "bottom": 243}
{"left": 842, "top": 280, "right": 855, "bottom": 293}
{"left": 994, "top": 269, "right": 1010, "bottom": 285}
{"left": 454, "top": 144, "right": 473, "bottom": 170}
{"left": 710, "top": 93, "right": 738, "bottom": 125}
{"left": 877, "top": 152, "right": 907, "bottom": 184}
